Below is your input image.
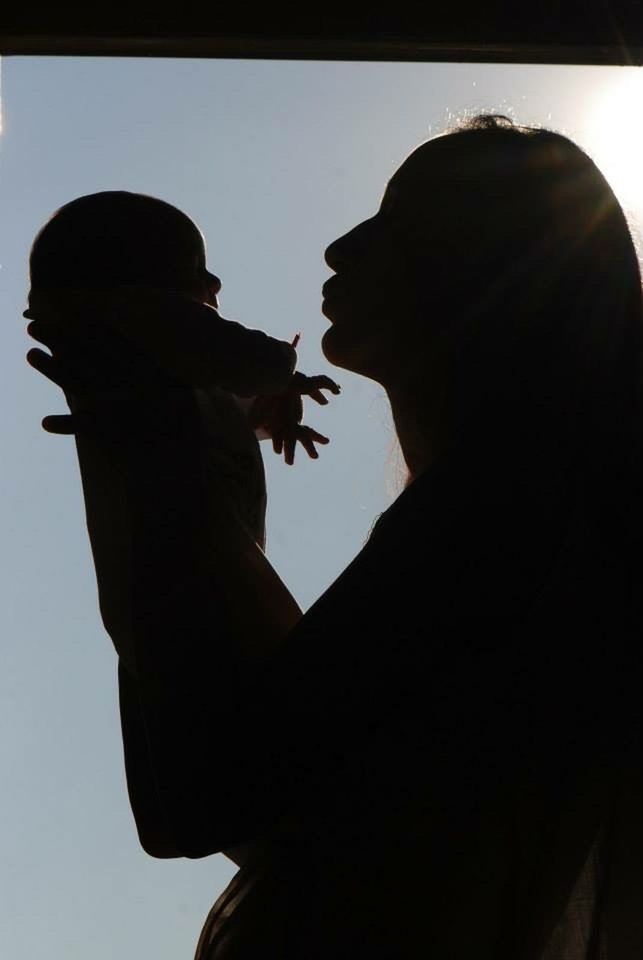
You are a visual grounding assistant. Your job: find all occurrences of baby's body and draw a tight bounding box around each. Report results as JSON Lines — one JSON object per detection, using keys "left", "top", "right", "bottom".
{"left": 196, "top": 386, "right": 269, "bottom": 548}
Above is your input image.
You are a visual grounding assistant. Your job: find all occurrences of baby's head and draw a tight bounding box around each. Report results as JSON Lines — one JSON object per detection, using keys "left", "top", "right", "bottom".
{"left": 29, "top": 191, "right": 220, "bottom": 305}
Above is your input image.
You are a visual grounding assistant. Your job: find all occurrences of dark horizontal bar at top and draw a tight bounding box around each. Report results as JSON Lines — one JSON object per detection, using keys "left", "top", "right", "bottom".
{"left": 2, "top": 34, "right": 643, "bottom": 65}
{"left": 3, "top": 2, "right": 643, "bottom": 64}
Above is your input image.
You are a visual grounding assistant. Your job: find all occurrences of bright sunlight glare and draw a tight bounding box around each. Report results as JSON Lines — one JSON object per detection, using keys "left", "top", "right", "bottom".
{"left": 585, "top": 69, "right": 643, "bottom": 219}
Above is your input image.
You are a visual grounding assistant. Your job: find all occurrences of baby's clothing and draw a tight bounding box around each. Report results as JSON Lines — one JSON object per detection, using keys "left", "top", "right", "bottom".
{"left": 183, "top": 307, "right": 297, "bottom": 551}
{"left": 194, "top": 387, "right": 268, "bottom": 549}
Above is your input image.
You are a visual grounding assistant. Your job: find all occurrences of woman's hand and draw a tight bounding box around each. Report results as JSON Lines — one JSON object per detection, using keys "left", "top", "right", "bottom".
{"left": 26, "top": 312, "right": 150, "bottom": 434}
{"left": 26, "top": 328, "right": 97, "bottom": 436}
{"left": 248, "top": 371, "right": 341, "bottom": 465}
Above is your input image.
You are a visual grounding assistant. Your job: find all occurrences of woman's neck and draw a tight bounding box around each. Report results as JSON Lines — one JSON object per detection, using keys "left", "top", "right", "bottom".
{"left": 386, "top": 378, "right": 446, "bottom": 483}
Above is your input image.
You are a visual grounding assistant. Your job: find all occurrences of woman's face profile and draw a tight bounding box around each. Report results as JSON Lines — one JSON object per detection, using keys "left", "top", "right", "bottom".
{"left": 321, "top": 142, "right": 445, "bottom": 386}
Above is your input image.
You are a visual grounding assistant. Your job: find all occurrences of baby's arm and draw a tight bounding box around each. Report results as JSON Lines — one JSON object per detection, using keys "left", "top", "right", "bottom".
{"left": 26, "top": 286, "right": 298, "bottom": 398}
{"left": 26, "top": 291, "right": 338, "bottom": 459}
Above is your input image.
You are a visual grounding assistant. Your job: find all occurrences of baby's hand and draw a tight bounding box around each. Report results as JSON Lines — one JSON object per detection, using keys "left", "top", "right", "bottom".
{"left": 249, "top": 371, "right": 341, "bottom": 466}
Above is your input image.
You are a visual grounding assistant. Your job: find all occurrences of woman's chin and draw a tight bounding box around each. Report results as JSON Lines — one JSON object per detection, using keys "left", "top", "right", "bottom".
{"left": 321, "top": 324, "right": 349, "bottom": 369}
{"left": 321, "top": 324, "right": 375, "bottom": 379}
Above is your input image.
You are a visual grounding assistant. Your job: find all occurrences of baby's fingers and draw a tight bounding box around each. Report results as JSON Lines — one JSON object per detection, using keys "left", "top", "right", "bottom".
{"left": 284, "top": 434, "right": 297, "bottom": 466}
{"left": 298, "top": 432, "right": 319, "bottom": 459}
{"left": 301, "top": 426, "right": 329, "bottom": 444}
{"left": 297, "top": 426, "right": 330, "bottom": 460}
{"left": 308, "top": 375, "right": 341, "bottom": 395}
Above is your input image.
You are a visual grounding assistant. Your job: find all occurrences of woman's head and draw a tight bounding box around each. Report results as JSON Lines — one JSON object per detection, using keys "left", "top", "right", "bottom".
{"left": 323, "top": 116, "right": 642, "bottom": 527}
{"left": 29, "top": 191, "right": 221, "bottom": 304}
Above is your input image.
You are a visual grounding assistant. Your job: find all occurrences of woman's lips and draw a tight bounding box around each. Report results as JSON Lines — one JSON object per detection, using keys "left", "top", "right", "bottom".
{"left": 321, "top": 278, "right": 341, "bottom": 322}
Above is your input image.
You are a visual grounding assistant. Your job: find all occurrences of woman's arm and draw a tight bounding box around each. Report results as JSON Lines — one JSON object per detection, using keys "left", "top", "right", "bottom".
{"left": 71, "top": 385, "right": 302, "bottom": 673}
{"left": 74, "top": 384, "right": 306, "bottom": 856}
{"left": 26, "top": 324, "right": 309, "bottom": 853}
{"left": 118, "top": 660, "right": 182, "bottom": 857}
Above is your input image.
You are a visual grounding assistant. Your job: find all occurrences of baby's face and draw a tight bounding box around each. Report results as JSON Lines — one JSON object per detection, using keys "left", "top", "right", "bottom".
{"left": 186, "top": 238, "right": 222, "bottom": 309}
{"left": 192, "top": 265, "right": 222, "bottom": 309}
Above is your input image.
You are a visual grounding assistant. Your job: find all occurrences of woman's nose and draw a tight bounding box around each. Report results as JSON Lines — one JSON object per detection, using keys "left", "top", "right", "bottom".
{"left": 325, "top": 219, "right": 371, "bottom": 272}
{"left": 324, "top": 233, "right": 349, "bottom": 272}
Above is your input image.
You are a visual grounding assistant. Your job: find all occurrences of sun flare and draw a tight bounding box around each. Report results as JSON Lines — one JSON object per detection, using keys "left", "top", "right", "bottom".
{"left": 586, "top": 70, "right": 643, "bottom": 218}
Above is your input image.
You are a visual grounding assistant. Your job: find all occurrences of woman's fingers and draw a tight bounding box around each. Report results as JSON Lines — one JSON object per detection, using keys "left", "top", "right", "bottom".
{"left": 27, "top": 348, "right": 80, "bottom": 433}
{"left": 309, "top": 390, "right": 329, "bottom": 405}
{"left": 27, "top": 345, "right": 93, "bottom": 395}
{"left": 42, "top": 414, "right": 78, "bottom": 435}
{"left": 26, "top": 320, "right": 50, "bottom": 347}
{"left": 26, "top": 317, "right": 77, "bottom": 350}
{"left": 26, "top": 348, "right": 69, "bottom": 390}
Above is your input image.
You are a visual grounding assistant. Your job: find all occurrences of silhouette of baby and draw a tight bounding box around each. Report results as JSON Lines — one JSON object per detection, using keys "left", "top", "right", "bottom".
{"left": 25, "top": 191, "right": 340, "bottom": 543}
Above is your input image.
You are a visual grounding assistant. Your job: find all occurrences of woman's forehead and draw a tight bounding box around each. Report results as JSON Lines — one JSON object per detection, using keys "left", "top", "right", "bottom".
{"left": 402, "top": 134, "right": 466, "bottom": 174}
{"left": 386, "top": 131, "right": 511, "bottom": 210}
{"left": 384, "top": 139, "right": 451, "bottom": 209}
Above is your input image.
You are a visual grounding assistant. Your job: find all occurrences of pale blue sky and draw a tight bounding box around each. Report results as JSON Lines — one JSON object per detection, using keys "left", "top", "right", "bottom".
{"left": 1, "top": 57, "right": 641, "bottom": 960}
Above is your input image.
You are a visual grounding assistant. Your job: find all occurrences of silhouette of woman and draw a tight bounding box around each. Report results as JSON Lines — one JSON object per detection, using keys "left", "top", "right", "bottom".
{"left": 28, "top": 116, "right": 641, "bottom": 959}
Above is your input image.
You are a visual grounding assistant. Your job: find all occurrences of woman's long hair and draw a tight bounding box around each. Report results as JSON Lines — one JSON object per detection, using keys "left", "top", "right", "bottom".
{"left": 399, "top": 115, "right": 641, "bottom": 558}
{"left": 393, "top": 120, "right": 641, "bottom": 954}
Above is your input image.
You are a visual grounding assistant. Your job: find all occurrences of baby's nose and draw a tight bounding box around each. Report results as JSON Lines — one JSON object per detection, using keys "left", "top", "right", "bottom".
{"left": 207, "top": 272, "right": 222, "bottom": 295}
